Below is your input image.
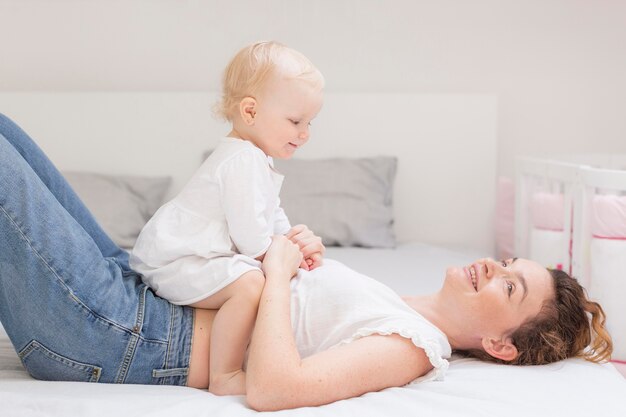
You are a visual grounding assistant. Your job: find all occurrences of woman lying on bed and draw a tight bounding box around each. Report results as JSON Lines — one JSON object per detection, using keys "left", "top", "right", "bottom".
{"left": 0, "top": 114, "right": 613, "bottom": 411}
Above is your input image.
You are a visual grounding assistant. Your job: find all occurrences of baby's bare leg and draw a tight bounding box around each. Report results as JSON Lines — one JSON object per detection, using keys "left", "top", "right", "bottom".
{"left": 190, "top": 270, "right": 265, "bottom": 396}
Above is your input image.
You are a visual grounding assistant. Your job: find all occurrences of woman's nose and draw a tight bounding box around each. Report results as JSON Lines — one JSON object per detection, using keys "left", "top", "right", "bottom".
{"left": 481, "top": 258, "right": 497, "bottom": 278}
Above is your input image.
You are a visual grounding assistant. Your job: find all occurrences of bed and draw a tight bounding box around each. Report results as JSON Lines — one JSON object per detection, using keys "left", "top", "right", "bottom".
{"left": 1, "top": 244, "right": 625, "bottom": 416}
{"left": 1, "top": 93, "right": 625, "bottom": 415}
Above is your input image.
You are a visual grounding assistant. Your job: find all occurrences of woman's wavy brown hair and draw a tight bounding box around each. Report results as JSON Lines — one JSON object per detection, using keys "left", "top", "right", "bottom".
{"left": 464, "top": 268, "right": 612, "bottom": 365}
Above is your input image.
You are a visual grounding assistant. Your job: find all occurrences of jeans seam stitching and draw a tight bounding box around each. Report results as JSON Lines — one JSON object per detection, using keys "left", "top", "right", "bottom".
{"left": 161, "top": 303, "right": 176, "bottom": 385}
{"left": 115, "top": 285, "right": 148, "bottom": 383}
{"left": 114, "top": 333, "right": 139, "bottom": 383}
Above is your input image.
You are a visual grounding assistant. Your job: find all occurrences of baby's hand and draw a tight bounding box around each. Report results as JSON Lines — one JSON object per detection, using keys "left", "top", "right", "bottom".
{"left": 285, "top": 224, "right": 325, "bottom": 271}
{"left": 305, "top": 252, "right": 323, "bottom": 270}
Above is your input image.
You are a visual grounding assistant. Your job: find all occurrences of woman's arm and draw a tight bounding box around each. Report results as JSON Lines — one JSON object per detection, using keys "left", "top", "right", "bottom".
{"left": 245, "top": 236, "right": 433, "bottom": 411}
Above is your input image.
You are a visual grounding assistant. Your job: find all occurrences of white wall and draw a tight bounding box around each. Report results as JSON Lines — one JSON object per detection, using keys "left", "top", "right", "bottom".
{"left": 2, "top": 0, "right": 625, "bottom": 177}
{"left": 2, "top": 0, "right": 626, "bottom": 254}
{"left": 0, "top": 92, "right": 497, "bottom": 253}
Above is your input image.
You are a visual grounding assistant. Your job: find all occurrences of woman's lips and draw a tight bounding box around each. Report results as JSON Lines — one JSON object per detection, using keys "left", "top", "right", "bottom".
{"left": 466, "top": 265, "right": 478, "bottom": 291}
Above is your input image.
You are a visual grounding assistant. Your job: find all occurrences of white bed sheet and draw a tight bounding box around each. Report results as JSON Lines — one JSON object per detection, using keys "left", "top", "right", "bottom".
{"left": 1, "top": 243, "right": 625, "bottom": 417}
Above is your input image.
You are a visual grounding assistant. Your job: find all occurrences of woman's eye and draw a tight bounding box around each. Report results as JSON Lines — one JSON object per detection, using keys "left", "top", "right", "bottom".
{"left": 501, "top": 260, "right": 507, "bottom": 267}
{"left": 506, "top": 281, "right": 514, "bottom": 297}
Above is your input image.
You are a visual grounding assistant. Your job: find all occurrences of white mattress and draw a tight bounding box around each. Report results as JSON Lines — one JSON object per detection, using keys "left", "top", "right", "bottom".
{"left": 2, "top": 243, "right": 625, "bottom": 417}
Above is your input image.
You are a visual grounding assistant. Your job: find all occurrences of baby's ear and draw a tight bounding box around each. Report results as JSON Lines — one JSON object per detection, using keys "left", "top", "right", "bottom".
{"left": 481, "top": 336, "right": 518, "bottom": 362}
{"left": 239, "top": 97, "right": 257, "bottom": 125}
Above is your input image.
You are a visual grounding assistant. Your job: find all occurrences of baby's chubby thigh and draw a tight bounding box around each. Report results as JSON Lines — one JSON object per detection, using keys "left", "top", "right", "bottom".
{"left": 190, "top": 257, "right": 265, "bottom": 310}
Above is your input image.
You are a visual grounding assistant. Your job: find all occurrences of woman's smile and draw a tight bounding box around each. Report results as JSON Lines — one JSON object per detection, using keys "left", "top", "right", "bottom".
{"left": 464, "top": 265, "right": 479, "bottom": 291}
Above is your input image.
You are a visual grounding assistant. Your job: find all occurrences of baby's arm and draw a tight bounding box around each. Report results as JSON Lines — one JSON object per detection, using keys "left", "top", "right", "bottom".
{"left": 220, "top": 152, "right": 275, "bottom": 259}
{"left": 273, "top": 204, "right": 291, "bottom": 236}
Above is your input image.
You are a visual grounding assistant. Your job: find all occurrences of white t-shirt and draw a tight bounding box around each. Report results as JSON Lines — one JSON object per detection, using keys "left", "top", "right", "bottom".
{"left": 288, "top": 260, "right": 451, "bottom": 383}
{"left": 130, "top": 137, "right": 291, "bottom": 305}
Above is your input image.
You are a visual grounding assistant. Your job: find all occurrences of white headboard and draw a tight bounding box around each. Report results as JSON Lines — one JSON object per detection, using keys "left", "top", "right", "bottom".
{"left": 0, "top": 92, "right": 497, "bottom": 253}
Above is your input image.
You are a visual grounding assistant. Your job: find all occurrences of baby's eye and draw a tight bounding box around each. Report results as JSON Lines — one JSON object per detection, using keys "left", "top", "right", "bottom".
{"left": 289, "top": 119, "right": 300, "bottom": 125}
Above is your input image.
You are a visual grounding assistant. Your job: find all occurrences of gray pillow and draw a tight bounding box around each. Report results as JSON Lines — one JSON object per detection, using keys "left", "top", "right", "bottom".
{"left": 63, "top": 171, "right": 171, "bottom": 249}
{"left": 274, "top": 157, "right": 397, "bottom": 248}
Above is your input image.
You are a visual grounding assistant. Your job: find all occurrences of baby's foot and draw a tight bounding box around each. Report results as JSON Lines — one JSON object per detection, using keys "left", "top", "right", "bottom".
{"left": 208, "top": 370, "right": 246, "bottom": 396}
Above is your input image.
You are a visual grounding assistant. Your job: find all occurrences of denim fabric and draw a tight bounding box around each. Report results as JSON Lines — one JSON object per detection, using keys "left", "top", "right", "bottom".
{"left": 0, "top": 114, "right": 194, "bottom": 385}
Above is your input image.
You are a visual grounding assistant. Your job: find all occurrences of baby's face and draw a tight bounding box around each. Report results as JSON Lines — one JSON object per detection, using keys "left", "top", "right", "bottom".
{"left": 250, "top": 75, "right": 323, "bottom": 159}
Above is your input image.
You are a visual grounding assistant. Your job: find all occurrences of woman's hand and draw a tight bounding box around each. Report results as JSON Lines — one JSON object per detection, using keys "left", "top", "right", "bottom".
{"left": 285, "top": 224, "right": 325, "bottom": 270}
{"left": 262, "top": 235, "right": 303, "bottom": 279}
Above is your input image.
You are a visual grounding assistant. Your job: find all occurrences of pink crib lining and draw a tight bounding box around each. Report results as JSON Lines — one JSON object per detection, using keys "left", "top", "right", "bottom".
{"left": 592, "top": 195, "right": 626, "bottom": 238}
{"left": 530, "top": 193, "right": 626, "bottom": 238}
{"left": 530, "top": 193, "right": 565, "bottom": 231}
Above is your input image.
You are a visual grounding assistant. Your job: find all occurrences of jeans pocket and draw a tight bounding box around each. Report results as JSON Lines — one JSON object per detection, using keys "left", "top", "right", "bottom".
{"left": 19, "top": 340, "right": 102, "bottom": 382}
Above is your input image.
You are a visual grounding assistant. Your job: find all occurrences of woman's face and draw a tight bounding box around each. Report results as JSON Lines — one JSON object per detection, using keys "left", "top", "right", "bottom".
{"left": 440, "top": 257, "right": 554, "bottom": 348}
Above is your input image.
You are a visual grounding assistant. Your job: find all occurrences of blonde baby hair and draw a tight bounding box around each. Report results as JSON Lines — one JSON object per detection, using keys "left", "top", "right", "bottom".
{"left": 215, "top": 41, "right": 324, "bottom": 122}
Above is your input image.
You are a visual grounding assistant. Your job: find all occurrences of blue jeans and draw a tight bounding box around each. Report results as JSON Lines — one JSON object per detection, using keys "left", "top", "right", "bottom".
{"left": 0, "top": 114, "right": 193, "bottom": 385}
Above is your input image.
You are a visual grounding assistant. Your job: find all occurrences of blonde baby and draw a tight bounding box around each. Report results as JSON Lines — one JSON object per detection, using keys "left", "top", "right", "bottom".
{"left": 131, "top": 41, "right": 325, "bottom": 395}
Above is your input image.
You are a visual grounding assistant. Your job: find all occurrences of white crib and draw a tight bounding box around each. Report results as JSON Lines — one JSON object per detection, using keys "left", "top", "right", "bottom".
{"left": 514, "top": 158, "right": 578, "bottom": 275}
{"left": 515, "top": 155, "right": 626, "bottom": 364}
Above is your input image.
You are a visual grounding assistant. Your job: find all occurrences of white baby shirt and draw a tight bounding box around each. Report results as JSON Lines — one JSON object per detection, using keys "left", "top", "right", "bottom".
{"left": 288, "top": 259, "right": 451, "bottom": 383}
{"left": 130, "top": 137, "right": 291, "bottom": 305}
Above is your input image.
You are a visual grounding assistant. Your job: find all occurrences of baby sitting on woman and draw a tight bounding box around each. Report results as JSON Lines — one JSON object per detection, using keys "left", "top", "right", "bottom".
{"left": 131, "top": 41, "right": 325, "bottom": 395}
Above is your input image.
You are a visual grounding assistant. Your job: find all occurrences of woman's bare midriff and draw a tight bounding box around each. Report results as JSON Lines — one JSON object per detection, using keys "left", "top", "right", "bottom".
{"left": 187, "top": 308, "right": 216, "bottom": 388}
